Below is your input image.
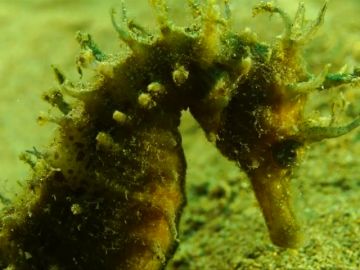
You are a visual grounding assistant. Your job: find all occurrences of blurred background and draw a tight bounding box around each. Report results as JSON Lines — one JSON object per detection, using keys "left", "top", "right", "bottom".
{"left": 0, "top": 0, "right": 359, "bottom": 269}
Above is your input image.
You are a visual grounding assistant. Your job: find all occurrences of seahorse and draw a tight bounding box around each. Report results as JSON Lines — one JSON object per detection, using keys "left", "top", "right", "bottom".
{"left": 0, "top": 1, "right": 359, "bottom": 269}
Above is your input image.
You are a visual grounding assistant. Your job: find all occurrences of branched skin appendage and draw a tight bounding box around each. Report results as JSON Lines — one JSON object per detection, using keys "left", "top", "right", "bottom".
{"left": 0, "top": 1, "right": 359, "bottom": 269}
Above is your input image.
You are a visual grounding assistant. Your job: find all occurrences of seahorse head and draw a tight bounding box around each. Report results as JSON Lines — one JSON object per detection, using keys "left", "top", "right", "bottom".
{"left": 190, "top": 0, "right": 360, "bottom": 248}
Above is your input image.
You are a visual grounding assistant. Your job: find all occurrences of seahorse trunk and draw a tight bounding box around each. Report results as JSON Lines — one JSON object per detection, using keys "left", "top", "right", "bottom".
{"left": 0, "top": 103, "right": 186, "bottom": 269}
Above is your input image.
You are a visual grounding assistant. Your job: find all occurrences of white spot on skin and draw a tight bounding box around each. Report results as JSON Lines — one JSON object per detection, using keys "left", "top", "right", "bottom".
{"left": 71, "top": 203, "right": 83, "bottom": 215}
{"left": 172, "top": 65, "right": 189, "bottom": 86}
{"left": 138, "top": 93, "right": 156, "bottom": 109}
{"left": 147, "top": 82, "right": 166, "bottom": 96}
{"left": 96, "top": 132, "right": 120, "bottom": 151}
{"left": 113, "top": 110, "right": 127, "bottom": 124}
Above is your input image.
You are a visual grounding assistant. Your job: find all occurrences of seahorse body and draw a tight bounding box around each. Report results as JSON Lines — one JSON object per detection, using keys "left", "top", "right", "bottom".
{"left": 0, "top": 12, "right": 195, "bottom": 270}
{"left": 0, "top": 1, "right": 224, "bottom": 268}
{"left": 0, "top": 1, "right": 359, "bottom": 269}
{"left": 0, "top": 60, "right": 184, "bottom": 270}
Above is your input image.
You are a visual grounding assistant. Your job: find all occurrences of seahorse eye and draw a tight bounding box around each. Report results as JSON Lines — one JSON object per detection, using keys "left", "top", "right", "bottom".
{"left": 271, "top": 139, "right": 302, "bottom": 168}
